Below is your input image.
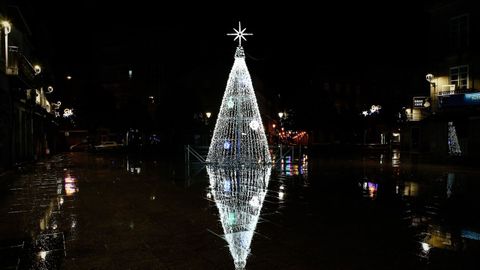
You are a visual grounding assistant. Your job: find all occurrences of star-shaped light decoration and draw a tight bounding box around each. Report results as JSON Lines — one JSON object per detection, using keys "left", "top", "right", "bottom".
{"left": 227, "top": 21, "right": 253, "bottom": 47}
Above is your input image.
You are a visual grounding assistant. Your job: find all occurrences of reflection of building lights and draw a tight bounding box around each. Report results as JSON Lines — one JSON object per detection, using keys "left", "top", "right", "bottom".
{"left": 39, "top": 200, "right": 55, "bottom": 231}
{"left": 65, "top": 175, "right": 78, "bottom": 196}
{"left": 278, "top": 191, "right": 285, "bottom": 200}
{"left": 65, "top": 183, "right": 77, "bottom": 196}
{"left": 368, "top": 183, "right": 377, "bottom": 198}
{"left": 421, "top": 242, "right": 430, "bottom": 252}
{"left": 392, "top": 149, "right": 400, "bottom": 168}
{"left": 39, "top": 251, "right": 47, "bottom": 260}
{"left": 403, "top": 182, "right": 419, "bottom": 197}
{"left": 362, "top": 181, "right": 378, "bottom": 199}
{"left": 461, "top": 229, "right": 480, "bottom": 241}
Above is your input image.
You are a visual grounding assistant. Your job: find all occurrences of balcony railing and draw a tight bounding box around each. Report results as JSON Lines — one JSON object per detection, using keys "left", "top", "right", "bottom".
{"left": 437, "top": 85, "right": 456, "bottom": 96}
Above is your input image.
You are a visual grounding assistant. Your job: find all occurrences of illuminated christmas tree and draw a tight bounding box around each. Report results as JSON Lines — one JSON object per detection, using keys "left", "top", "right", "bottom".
{"left": 448, "top": 121, "right": 461, "bottom": 156}
{"left": 207, "top": 22, "right": 271, "bottom": 165}
{"left": 207, "top": 164, "right": 271, "bottom": 270}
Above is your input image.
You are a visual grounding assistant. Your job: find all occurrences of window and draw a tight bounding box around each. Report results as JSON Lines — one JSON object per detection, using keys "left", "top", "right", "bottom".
{"left": 450, "top": 14, "right": 469, "bottom": 49}
{"left": 450, "top": 65, "right": 468, "bottom": 90}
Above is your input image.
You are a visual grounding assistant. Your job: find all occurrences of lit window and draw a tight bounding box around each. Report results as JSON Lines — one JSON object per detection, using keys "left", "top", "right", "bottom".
{"left": 450, "top": 65, "right": 468, "bottom": 89}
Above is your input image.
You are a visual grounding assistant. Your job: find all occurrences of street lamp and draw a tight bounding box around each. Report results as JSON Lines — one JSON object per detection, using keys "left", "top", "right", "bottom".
{"left": 278, "top": 112, "right": 284, "bottom": 118}
{"left": 426, "top": 73, "right": 435, "bottom": 86}
{"left": 33, "top": 64, "right": 42, "bottom": 75}
{"left": 426, "top": 73, "right": 437, "bottom": 112}
{"left": 206, "top": 112, "right": 212, "bottom": 119}
{"left": 1, "top": 20, "right": 11, "bottom": 71}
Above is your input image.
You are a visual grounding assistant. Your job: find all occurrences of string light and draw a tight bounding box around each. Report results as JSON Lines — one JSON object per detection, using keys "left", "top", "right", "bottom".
{"left": 207, "top": 164, "right": 271, "bottom": 270}
{"left": 448, "top": 121, "right": 461, "bottom": 156}
{"left": 207, "top": 45, "right": 271, "bottom": 165}
{"left": 63, "top": 108, "right": 73, "bottom": 118}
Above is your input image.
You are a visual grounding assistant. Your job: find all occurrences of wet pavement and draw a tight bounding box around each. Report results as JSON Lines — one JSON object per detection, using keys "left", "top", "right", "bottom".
{"left": 1, "top": 151, "right": 480, "bottom": 269}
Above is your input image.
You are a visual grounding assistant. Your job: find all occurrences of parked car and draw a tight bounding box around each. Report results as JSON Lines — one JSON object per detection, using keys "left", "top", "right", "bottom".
{"left": 94, "top": 141, "right": 123, "bottom": 151}
{"left": 69, "top": 141, "right": 93, "bottom": 151}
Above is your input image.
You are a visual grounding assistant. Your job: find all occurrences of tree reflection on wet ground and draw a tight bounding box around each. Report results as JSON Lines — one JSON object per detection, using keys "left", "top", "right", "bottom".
{"left": 0, "top": 151, "right": 479, "bottom": 269}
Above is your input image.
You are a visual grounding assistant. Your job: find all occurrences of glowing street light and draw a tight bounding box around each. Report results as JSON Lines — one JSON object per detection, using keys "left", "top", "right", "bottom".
{"left": 33, "top": 64, "right": 42, "bottom": 75}
{"left": 63, "top": 108, "right": 73, "bottom": 118}
{"left": 206, "top": 112, "right": 212, "bottom": 118}
{"left": 1, "top": 20, "right": 12, "bottom": 71}
{"left": 66, "top": 75, "right": 72, "bottom": 80}
{"left": 278, "top": 112, "right": 284, "bottom": 118}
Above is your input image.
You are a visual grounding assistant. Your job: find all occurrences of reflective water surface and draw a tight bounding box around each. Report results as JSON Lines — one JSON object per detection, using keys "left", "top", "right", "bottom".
{"left": 0, "top": 151, "right": 479, "bottom": 269}
{"left": 206, "top": 164, "right": 271, "bottom": 269}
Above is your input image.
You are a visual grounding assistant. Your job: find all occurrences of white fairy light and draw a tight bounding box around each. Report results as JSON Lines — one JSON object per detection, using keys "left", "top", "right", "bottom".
{"left": 52, "top": 101, "right": 61, "bottom": 109}
{"left": 63, "top": 108, "right": 73, "bottom": 118}
{"left": 447, "top": 121, "right": 461, "bottom": 156}
{"left": 227, "top": 98, "right": 235, "bottom": 109}
{"left": 207, "top": 26, "right": 271, "bottom": 165}
{"left": 207, "top": 164, "right": 271, "bottom": 270}
{"left": 224, "top": 140, "right": 231, "bottom": 150}
{"left": 362, "top": 105, "right": 382, "bottom": 117}
{"left": 249, "top": 120, "right": 259, "bottom": 130}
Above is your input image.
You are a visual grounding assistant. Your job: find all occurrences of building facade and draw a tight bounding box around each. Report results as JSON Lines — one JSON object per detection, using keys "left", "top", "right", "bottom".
{"left": 402, "top": 0, "right": 480, "bottom": 160}
{"left": 0, "top": 6, "right": 58, "bottom": 171}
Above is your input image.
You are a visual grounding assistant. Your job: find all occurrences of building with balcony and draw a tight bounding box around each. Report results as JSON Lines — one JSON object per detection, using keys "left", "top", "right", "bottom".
{"left": 401, "top": 0, "right": 480, "bottom": 159}
{"left": 0, "top": 5, "right": 58, "bottom": 171}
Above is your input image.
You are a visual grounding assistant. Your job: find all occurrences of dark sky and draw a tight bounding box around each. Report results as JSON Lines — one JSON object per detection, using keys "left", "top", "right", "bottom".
{"left": 28, "top": 1, "right": 429, "bottom": 78}
{"left": 13, "top": 0, "right": 431, "bottom": 130}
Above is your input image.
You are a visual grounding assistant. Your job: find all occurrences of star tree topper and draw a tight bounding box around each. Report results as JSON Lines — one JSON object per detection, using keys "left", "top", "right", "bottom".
{"left": 227, "top": 21, "right": 253, "bottom": 46}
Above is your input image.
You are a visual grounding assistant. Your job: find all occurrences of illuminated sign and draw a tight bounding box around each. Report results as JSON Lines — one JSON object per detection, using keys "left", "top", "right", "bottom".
{"left": 439, "top": 92, "right": 480, "bottom": 107}
{"left": 413, "top": 96, "right": 430, "bottom": 108}
{"left": 464, "top": 93, "right": 480, "bottom": 105}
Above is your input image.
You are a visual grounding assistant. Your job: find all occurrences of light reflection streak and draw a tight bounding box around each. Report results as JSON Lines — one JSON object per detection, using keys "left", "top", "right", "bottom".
{"left": 207, "top": 164, "right": 271, "bottom": 270}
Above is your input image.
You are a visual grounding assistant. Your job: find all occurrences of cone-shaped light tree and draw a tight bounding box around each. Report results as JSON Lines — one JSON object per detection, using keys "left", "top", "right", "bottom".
{"left": 207, "top": 22, "right": 271, "bottom": 165}
{"left": 448, "top": 121, "right": 462, "bottom": 156}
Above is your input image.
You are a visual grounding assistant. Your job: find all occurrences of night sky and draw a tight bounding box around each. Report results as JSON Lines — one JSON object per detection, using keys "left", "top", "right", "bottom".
{"left": 15, "top": 0, "right": 430, "bottom": 130}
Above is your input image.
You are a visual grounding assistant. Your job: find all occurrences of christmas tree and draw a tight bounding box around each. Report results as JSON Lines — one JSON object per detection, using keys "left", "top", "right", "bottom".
{"left": 448, "top": 121, "right": 461, "bottom": 156}
{"left": 207, "top": 22, "right": 271, "bottom": 165}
